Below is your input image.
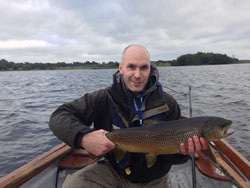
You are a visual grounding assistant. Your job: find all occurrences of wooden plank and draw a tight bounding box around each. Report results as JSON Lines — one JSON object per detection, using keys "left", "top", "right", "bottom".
{"left": 0, "top": 143, "right": 72, "bottom": 188}
{"left": 58, "top": 148, "right": 97, "bottom": 170}
{"left": 58, "top": 155, "right": 95, "bottom": 170}
{"left": 214, "top": 139, "right": 250, "bottom": 181}
{"left": 209, "top": 144, "right": 250, "bottom": 188}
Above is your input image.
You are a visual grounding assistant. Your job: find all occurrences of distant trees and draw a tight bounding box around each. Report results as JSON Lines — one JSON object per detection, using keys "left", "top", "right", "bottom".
{"left": 0, "top": 59, "right": 119, "bottom": 71}
{"left": 173, "top": 52, "right": 239, "bottom": 66}
{"left": 0, "top": 52, "right": 244, "bottom": 71}
{"left": 0, "top": 59, "right": 14, "bottom": 70}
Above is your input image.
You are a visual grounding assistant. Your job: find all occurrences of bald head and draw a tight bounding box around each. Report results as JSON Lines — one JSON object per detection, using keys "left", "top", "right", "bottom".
{"left": 119, "top": 44, "right": 151, "bottom": 93}
{"left": 121, "top": 44, "right": 150, "bottom": 63}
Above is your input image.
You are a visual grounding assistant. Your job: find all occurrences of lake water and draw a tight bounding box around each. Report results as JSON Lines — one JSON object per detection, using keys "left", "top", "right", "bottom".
{"left": 0, "top": 64, "right": 250, "bottom": 178}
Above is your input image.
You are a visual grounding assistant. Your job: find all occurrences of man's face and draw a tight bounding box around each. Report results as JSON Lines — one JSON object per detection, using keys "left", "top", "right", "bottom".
{"left": 119, "top": 47, "right": 151, "bottom": 93}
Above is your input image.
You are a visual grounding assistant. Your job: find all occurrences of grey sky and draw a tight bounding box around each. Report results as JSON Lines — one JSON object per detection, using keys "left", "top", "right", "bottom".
{"left": 0, "top": 0, "right": 250, "bottom": 63}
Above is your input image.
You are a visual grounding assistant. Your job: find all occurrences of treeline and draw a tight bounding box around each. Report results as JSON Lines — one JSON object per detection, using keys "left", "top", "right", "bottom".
{"left": 0, "top": 52, "right": 246, "bottom": 71}
{"left": 153, "top": 52, "right": 239, "bottom": 66}
{"left": 173, "top": 52, "right": 239, "bottom": 66}
{"left": 0, "top": 59, "right": 119, "bottom": 71}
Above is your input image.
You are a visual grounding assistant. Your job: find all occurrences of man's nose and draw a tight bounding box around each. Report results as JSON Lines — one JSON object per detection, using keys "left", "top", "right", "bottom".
{"left": 134, "top": 68, "right": 141, "bottom": 78}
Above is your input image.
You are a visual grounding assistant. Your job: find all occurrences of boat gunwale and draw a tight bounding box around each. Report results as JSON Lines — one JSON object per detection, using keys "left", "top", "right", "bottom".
{"left": 0, "top": 143, "right": 71, "bottom": 188}
{"left": 214, "top": 139, "right": 250, "bottom": 181}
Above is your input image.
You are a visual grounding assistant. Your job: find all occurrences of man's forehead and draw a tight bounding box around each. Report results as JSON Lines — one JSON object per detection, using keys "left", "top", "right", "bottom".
{"left": 124, "top": 61, "right": 150, "bottom": 67}
{"left": 122, "top": 52, "right": 150, "bottom": 65}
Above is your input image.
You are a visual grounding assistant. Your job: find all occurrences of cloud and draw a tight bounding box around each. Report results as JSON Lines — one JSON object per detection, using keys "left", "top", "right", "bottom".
{"left": 0, "top": 40, "right": 51, "bottom": 49}
{"left": 0, "top": 0, "right": 250, "bottom": 62}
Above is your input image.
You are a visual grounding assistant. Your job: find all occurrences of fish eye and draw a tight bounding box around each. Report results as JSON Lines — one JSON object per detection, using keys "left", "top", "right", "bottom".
{"left": 221, "top": 122, "right": 228, "bottom": 128}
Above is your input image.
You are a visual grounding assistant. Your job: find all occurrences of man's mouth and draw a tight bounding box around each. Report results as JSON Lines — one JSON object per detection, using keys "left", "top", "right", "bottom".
{"left": 132, "top": 81, "right": 142, "bottom": 86}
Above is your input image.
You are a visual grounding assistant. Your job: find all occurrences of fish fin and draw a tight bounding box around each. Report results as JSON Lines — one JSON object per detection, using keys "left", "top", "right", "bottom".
{"left": 143, "top": 119, "right": 161, "bottom": 126}
{"left": 145, "top": 153, "right": 158, "bottom": 168}
{"left": 114, "top": 145, "right": 127, "bottom": 162}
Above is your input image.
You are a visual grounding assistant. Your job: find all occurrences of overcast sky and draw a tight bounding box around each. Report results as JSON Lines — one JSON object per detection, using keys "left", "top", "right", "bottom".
{"left": 0, "top": 0, "right": 250, "bottom": 63}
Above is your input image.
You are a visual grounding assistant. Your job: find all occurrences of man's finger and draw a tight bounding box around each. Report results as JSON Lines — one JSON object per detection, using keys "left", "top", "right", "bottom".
{"left": 200, "top": 137, "right": 208, "bottom": 150}
{"left": 105, "top": 139, "right": 116, "bottom": 150}
{"left": 188, "top": 138, "right": 194, "bottom": 154}
{"left": 193, "top": 136, "right": 202, "bottom": 152}
{"left": 180, "top": 143, "right": 187, "bottom": 155}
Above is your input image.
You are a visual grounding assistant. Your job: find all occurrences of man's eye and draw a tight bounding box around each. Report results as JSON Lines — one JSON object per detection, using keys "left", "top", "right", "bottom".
{"left": 141, "top": 65, "right": 149, "bottom": 70}
{"left": 128, "top": 65, "right": 135, "bottom": 69}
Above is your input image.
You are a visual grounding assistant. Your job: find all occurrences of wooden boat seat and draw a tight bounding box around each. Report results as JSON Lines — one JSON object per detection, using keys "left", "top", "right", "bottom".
{"left": 58, "top": 149, "right": 96, "bottom": 170}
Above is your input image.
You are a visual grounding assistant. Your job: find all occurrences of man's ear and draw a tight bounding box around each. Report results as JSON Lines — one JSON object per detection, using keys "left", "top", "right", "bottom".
{"left": 119, "top": 62, "right": 123, "bottom": 74}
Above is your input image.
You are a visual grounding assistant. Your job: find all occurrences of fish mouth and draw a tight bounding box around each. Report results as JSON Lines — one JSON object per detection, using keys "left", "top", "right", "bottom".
{"left": 222, "top": 126, "right": 234, "bottom": 137}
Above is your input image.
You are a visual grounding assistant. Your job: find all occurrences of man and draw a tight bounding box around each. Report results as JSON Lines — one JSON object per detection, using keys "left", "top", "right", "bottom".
{"left": 49, "top": 44, "right": 207, "bottom": 188}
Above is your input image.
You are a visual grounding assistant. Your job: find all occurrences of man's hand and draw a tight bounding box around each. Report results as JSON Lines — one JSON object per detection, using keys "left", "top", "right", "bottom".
{"left": 81, "top": 129, "right": 115, "bottom": 156}
{"left": 179, "top": 136, "right": 208, "bottom": 156}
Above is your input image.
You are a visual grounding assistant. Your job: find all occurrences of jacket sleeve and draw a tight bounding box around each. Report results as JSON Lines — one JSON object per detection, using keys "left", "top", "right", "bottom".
{"left": 49, "top": 89, "right": 107, "bottom": 147}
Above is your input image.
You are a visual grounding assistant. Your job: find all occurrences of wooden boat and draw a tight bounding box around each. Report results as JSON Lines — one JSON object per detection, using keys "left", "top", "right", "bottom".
{"left": 0, "top": 139, "right": 250, "bottom": 188}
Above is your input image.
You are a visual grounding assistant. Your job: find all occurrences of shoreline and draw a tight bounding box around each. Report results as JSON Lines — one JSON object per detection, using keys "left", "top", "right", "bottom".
{"left": 1, "top": 62, "right": 250, "bottom": 72}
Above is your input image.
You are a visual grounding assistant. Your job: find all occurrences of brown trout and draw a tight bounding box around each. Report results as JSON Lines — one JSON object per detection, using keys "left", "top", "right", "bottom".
{"left": 106, "top": 116, "right": 233, "bottom": 168}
